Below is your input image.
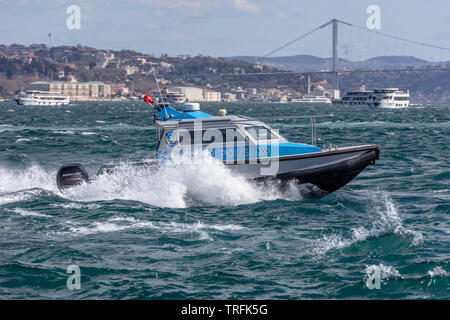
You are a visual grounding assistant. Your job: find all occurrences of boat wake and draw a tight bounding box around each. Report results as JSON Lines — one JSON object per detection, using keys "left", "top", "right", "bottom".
{"left": 0, "top": 156, "right": 306, "bottom": 209}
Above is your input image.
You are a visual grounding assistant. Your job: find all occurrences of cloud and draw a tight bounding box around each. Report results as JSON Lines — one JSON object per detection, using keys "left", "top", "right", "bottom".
{"left": 128, "top": 0, "right": 262, "bottom": 16}
{"left": 232, "top": 0, "right": 261, "bottom": 15}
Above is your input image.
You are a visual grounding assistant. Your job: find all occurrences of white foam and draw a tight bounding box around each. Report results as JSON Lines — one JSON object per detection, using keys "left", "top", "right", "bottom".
{"left": 0, "top": 165, "right": 57, "bottom": 195}
{"left": 68, "top": 221, "right": 131, "bottom": 235}
{"left": 312, "top": 234, "right": 350, "bottom": 255}
{"left": 62, "top": 153, "right": 288, "bottom": 208}
{"left": 0, "top": 192, "right": 33, "bottom": 205}
{"left": 427, "top": 266, "right": 447, "bottom": 278}
{"left": 159, "top": 220, "right": 243, "bottom": 232}
{"left": 10, "top": 208, "right": 51, "bottom": 218}
{"left": 432, "top": 189, "right": 450, "bottom": 193}
{"left": 154, "top": 221, "right": 244, "bottom": 241}
{"left": 0, "top": 152, "right": 302, "bottom": 209}
{"left": 59, "top": 216, "right": 243, "bottom": 240}
{"left": 350, "top": 191, "right": 423, "bottom": 245}
{"left": 365, "top": 263, "right": 403, "bottom": 280}
{"left": 311, "top": 191, "right": 423, "bottom": 255}
{"left": 50, "top": 202, "right": 101, "bottom": 210}
{"left": 65, "top": 218, "right": 154, "bottom": 236}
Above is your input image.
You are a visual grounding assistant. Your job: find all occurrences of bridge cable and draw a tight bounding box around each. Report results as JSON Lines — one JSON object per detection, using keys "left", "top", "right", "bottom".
{"left": 262, "top": 21, "right": 333, "bottom": 58}
{"left": 346, "top": 22, "right": 450, "bottom": 53}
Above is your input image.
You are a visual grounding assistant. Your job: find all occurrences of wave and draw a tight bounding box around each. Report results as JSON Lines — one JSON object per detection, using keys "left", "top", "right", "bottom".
{"left": 365, "top": 263, "right": 403, "bottom": 280}
{"left": 0, "top": 123, "right": 155, "bottom": 133}
{"left": 50, "top": 202, "right": 101, "bottom": 210}
{"left": 354, "top": 191, "right": 423, "bottom": 245}
{"left": 8, "top": 208, "right": 51, "bottom": 218}
{"left": 312, "top": 190, "right": 423, "bottom": 255}
{"left": 56, "top": 215, "right": 244, "bottom": 240}
{"left": 0, "top": 165, "right": 58, "bottom": 195}
{"left": 0, "top": 154, "right": 302, "bottom": 208}
{"left": 427, "top": 266, "right": 447, "bottom": 278}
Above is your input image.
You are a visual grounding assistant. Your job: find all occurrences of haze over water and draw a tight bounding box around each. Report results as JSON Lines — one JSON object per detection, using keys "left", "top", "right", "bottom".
{"left": 0, "top": 101, "right": 448, "bottom": 299}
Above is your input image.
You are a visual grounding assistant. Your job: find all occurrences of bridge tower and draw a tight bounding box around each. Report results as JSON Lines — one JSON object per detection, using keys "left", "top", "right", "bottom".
{"left": 332, "top": 19, "right": 338, "bottom": 90}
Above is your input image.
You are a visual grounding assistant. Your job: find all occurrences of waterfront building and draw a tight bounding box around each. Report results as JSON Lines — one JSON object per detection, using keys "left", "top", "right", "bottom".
{"left": 25, "top": 81, "right": 111, "bottom": 101}
{"left": 203, "top": 90, "right": 221, "bottom": 102}
{"left": 222, "top": 92, "right": 237, "bottom": 102}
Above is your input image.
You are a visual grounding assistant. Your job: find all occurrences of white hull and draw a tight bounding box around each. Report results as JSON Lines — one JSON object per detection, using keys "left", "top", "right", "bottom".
{"left": 17, "top": 98, "right": 70, "bottom": 106}
{"left": 292, "top": 100, "right": 332, "bottom": 104}
{"left": 332, "top": 100, "right": 376, "bottom": 107}
{"left": 16, "top": 90, "right": 70, "bottom": 106}
{"left": 377, "top": 100, "right": 410, "bottom": 108}
{"left": 333, "top": 87, "right": 409, "bottom": 108}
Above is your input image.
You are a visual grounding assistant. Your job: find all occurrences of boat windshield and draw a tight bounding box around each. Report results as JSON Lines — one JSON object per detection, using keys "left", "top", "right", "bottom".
{"left": 244, "top": 125, "right": 286, "bottom": 142}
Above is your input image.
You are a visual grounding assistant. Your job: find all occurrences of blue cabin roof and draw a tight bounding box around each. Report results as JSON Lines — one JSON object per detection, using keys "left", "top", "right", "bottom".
{"left": 157, "top": 105, "right": 213, "bottom": 121}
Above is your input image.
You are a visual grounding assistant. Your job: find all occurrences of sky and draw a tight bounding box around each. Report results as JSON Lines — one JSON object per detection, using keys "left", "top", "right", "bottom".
{"left": 1, "top": 0, "right": 450, "bottom": 61}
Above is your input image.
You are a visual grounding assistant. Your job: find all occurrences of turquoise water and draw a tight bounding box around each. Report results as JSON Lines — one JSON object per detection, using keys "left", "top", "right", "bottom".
{"left": 0, "top": 101, "right": 448, "bottom": 299}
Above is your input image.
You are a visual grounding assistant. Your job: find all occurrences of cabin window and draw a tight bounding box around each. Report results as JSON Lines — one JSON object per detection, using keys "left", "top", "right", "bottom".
{"left": 244, "top": 126, "right": 275, "bottom": 141}
{"left": 178, "top": 128, "right": 245, "bottom": 146}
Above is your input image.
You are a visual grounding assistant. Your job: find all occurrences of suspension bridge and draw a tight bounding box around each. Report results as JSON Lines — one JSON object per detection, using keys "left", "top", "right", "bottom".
{"left": 218, "top": 18, "right": 450, "bottom": 91}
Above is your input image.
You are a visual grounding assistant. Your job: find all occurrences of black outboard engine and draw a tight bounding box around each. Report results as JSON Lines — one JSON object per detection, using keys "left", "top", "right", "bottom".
{"left": 56, "top": 163, "right": 89, "bottom": 191}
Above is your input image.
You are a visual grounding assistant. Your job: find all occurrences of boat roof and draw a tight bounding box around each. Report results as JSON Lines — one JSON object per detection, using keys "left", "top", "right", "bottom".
{"left": 156, "top": 114, "right": 263, "bottom": 128}
{"left": 154, "top": 103, "right": 266, "bottom": 128}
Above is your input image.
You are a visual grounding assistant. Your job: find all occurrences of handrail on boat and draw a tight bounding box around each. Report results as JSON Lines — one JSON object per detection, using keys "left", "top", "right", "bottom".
{"left": 258, "top": 113, "right": 334, "bottom": 146}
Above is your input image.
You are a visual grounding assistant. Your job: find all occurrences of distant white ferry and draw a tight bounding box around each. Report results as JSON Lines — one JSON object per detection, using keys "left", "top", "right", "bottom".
{"left": 291, "top": 95, "right": 332, "bottom": 104}
{"left": 333, "top": 87, "right": 410, "bottom": 108}
{"left": 151, "top": 90, "right": 186, "bottom": 104}
{"left": 16, "top": 90, "right": 70, "bottom": 106}
{"left": 373, "top": 88, "right": 410, "bottom": 108}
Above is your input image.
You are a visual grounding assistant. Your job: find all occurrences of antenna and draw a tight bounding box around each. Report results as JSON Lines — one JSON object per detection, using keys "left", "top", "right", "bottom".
{"left": 152, "top": 68, "right": 165, "bottom": 103}
{"left": 151, "top": 68, "right": 169, "bottom": 119}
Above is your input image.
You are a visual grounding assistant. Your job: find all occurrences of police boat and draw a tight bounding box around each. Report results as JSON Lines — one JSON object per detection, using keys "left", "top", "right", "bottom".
{"left": 56, "top": 96, "right": 380, "bottom": 198}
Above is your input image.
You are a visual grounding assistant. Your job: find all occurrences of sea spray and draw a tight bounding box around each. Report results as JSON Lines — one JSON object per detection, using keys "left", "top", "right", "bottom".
{"left": 0, "top": 165, "right": 57, "bottom": 194}
{"left": 311, "top": 190, "right": 423, "bottom": 256}
{"left": 0, "top": 154, "right": 306, "bottom": 209}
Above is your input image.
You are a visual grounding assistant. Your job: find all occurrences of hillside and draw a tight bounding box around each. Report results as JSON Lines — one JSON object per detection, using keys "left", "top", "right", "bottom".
{"left": 0, "top": 44, "right": 277, "bottom": 97}
{"left": 226, "top": 54, "right": 448, "bottom": 72}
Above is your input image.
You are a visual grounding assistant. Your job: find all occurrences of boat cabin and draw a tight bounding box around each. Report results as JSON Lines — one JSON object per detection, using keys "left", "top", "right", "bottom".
{"left": 153, "top": 103, "right": 321, "bottom": 162}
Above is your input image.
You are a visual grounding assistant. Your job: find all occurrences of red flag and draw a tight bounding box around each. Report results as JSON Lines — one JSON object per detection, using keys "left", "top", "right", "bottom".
{"left": 144, "top": 93, "right": 155, "bottom": 104}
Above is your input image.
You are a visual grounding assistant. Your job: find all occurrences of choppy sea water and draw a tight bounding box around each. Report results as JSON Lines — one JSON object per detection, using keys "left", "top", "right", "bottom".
{"left": 0, "top": 101, "right": 448, "bottom": 299}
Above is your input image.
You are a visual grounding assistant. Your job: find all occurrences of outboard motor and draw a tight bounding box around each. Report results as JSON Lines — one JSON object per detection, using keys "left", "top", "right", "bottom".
{"left": 56, "top": 163, "right": 89, "bottom": 191}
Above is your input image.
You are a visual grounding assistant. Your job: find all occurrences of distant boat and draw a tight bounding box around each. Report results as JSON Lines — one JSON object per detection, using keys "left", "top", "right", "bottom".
{"left": 333, "top": 86, "right": 410, "bottom": 108}
{"left": 151, "top": 90, "right": 186, "bottom": 104}
{"left": 373, "top": 88, "right": 410, "bottom": 108}
{"left": 15, "top": 90, "right": 70, "bottom": 106}
{"left": 273, "top": 97, "right": 288, "bottom": 103}
{"left": 291, "top": 95, "right": 332, "bottom": 104}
